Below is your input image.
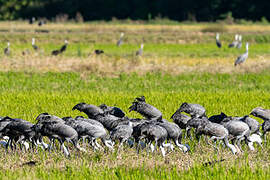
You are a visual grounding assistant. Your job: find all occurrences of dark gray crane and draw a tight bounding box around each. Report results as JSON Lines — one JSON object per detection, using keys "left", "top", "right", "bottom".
{"left": 51, "top": 40, "right": 68, "bottom": 56}
{"left": 195, "top": 118, "right": 237, "bottom": 154}
{"left": 110, "top": 121, "right": 133, "bottom": 152}
{"left": 35, "top": 113, "right": 85, "bottom": 156}
{"left": 99, "top": 104, "right": 126, "bottom": 118}
{"left": 128, "top": 96, "right": 162, "bottom": 121}
{"left": 176, "top": 102, "right": 206, "bottom": 118}
{"left": 63, "top": 117, "right": 113, "bottom": 151}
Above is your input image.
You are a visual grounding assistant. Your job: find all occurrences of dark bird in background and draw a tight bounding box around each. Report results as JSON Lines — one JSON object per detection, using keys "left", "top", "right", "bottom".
{"left": 94, "top": 49, "right": 104, "bottom": 55}
{"left": 51, "top": 40, "right": 68, "bottom": 56}
{"left": 4, "top": 42, "right": 10, "bottom": 56}
{"left": 116, "top": 32, "right": 124, "bottom": 47}
{"left": 32, "top": 38, "right": 39, "bottom": 51}
{"left": 216, "top": 33, "right": 222, "bottom": 48}
{"left": 29, "top": 17, "right": 36, "bottom": 24}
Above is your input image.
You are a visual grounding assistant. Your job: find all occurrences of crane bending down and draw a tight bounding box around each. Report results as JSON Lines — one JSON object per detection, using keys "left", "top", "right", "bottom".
{"left": 234, "top": 43, "right": 249, "bottom": 66}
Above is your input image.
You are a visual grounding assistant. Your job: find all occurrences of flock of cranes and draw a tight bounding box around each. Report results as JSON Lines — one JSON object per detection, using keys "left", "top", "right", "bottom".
{"left": 0, "top": 96, "right": 268, "bottom": 157}
{"left": 216, "top": 33, "right": 248, "bottom": 66}
{"left": 3, "top": 32, "right": 144, "bottom": 57}
{"left": 2, "top": 32, "right": 248, "bottom": 66}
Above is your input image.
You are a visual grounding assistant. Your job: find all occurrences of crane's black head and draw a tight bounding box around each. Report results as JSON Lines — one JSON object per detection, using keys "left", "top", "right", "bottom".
{"left": 135, "top": 96, "right": 145, "bottom": 102}
{"left": 72, "top": 102, "right": 86, "bottom": 111}
{"left": 128, "top": 102, "right": 138, "bottom": 112}
{"left": 62, "top": 116, "right": 73, "bottom": 121}
{"left": 35, "top": 112, "right": 50, "bottom": 121}
{"left": 99, "top": 104, "right": 108, "bottom": 110}
{"left": 220, "top": 112, "right": 227, "bottom": 117}
{"left": 179, "top": 102, "right": 190, "bottom": 112}
{"left": 0, "top": 116, "right": 13, "bottom": 122}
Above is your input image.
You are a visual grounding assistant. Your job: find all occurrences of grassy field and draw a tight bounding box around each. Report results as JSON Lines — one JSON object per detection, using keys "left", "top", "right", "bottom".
{"left": 0, "top": 22, "right": 270, "bottom": 179}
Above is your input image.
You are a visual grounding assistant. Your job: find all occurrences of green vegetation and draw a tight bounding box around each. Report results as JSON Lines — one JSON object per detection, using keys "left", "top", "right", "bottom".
{"left": 0, "top": 22, "right": 269, "bottom": 179}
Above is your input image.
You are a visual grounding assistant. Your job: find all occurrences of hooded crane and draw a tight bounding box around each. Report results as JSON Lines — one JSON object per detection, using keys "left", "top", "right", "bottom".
{"left": 234, "top": 43, "right": 248, "bottom": 66}
{"left": 195, "top": 118, "right": 237, "bottom": 154}
{"left": 35, "top": 113, "right": 85, "bottom": 156}
{"left": 99, "top": 104, "right": 126, "bottom": 118}
{"left": 250, "top": 107, "right": 270, "bottom": 121}
{"left": 110, "top": 121, "right": 133, "bottom": 152}
{"left": 133, "top": 121, "right": 168, "bottom": 157}
{"left": 62, "top": 117, "right": 113, "bottom": 151}
{"left": 220, "top": 118, "right": 251, "bottom": 153}
{"left": 128, "top": 96, "right": 162, "bottom": 121}
{"left": 228, "top": 34, "right": 239, "bottom": 48}
{"left": 240, "top": 115, "right": 260, "bottom": 135}
{"left": 116, "top": 32, "right": 124, "bottom": 47}
{"left": 4, "top": 42, "right": 10, "bottom": 56}
{"left": 32, "top": 38, "right": 39, "bottom": 51}
{"left": 176, "top": 102, "right": 206, "bottom": 118}
{"left": 0, "top": 117, "right": 36, "bottom": 151}
{"left": 156, "top": 119, "right": 189, "bottom": 152}
{"left": 250, "top": 107, "right": 270, "bottom": 142}
{"left": 216, "top": 33, "right": 222, "bottom": 48}
{"left": 72, "top": 103, "right": 128, "bottom": 131}
{"left": 136, "top": 44, "right": 144, "bottom": 56}
{"left": 51, "top": 40, "right": 68, "bottom": 56}
{"left": 208, "top": 112, "right": 227, "bottom": 124}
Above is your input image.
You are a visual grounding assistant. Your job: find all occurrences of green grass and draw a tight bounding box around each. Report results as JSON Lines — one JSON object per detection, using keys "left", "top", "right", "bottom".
{"left": 0, "top": 72, "right": 269, "bottom": 121}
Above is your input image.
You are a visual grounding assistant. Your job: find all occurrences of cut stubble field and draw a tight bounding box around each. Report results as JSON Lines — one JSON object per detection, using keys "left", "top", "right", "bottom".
{"left": 0, "top": 22, "right": 269, "bottom": 179}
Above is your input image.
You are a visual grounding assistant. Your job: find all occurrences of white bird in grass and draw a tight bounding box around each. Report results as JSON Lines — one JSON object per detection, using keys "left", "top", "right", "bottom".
{"left": 32, "top": 38, "right": 39, "bottom": 51}
{"left": 216, "top": 33, "right": 222, "bottom": 48}
{"left": 234, "top": 42, "right": 249, "bottom": 66}
{"left": 117, "top": 32, "right": 124, "bottom": 47}
{"left": 136, "top": 43, "right": 144, "bottom": 56}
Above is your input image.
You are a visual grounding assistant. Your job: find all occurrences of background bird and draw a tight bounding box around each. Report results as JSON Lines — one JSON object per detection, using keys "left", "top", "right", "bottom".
{"left": 216, "top": 33, "right": 222, "bottom": 48}
{"left": 32, "top": 38, "right": 39, "bottom": 51}
{"left": 117, "top": 32, "right": 124, "bottom": 47}
{"left": 4, "top": 42, "right": 10, "bottom": 56}
{"left": 234, "top": 42, "right": 249, "bottom": 66}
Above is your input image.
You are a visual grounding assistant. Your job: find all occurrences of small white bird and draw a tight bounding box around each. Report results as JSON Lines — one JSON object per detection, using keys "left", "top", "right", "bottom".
{"left": 32, "top": 38, "right": 39, "bottom": 51}
{"left": 216, "top": 33, "right": 222, "bottom": 48}
{"left": 235, "top": 42, "right": 249, "bottom": 66}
